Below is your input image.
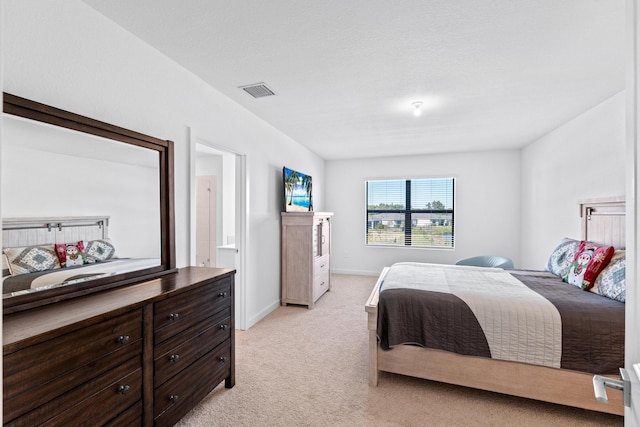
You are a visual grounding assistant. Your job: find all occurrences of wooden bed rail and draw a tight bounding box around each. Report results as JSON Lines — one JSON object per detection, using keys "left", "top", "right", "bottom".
{"left": 365, "top": 267, "right": 623, "bottom": 416}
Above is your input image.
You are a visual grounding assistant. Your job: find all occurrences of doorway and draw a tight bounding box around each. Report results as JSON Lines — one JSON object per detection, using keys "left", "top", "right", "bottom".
{"left": 189, "top": 130, "right": 248, "bottom": 330}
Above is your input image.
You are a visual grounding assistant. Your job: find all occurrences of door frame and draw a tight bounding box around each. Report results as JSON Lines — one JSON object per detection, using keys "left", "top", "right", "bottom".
{"left": 189, "top": 128, "right": 249, "bottom": 330}
{"left": 626, "top": 0, "right": 639, "bottom": 423}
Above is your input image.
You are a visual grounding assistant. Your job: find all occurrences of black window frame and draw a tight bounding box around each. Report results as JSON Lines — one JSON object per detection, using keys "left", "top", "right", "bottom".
{"left": 366, "top": 178, "right": 455, "bottom": 248}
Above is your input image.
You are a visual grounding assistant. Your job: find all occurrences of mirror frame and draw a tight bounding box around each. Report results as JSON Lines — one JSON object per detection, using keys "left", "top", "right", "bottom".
{"left": 2, "top": 92, "right": 176, "bottom": 313}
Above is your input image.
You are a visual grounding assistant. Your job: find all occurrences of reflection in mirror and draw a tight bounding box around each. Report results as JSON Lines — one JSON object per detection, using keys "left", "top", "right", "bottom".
{"left": 2, "top": 115, "right": 161, "bottom": 296}
{"left": 2, "top": 93, "right": 175, "bottom": 313}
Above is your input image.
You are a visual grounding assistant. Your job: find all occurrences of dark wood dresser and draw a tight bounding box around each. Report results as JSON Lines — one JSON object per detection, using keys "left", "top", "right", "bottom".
{"left": 3, "top": 267, "right": 235, "bottom": 427}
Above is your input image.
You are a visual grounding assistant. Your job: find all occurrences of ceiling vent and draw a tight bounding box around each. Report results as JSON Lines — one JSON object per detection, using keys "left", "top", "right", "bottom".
{"left": 239, "top": 82, "right": 276, "bottom": 98}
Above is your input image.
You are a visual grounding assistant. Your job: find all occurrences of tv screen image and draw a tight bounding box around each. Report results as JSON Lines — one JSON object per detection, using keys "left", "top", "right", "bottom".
{"left": 283, "top": 166, "right": 313, "bottom": 212}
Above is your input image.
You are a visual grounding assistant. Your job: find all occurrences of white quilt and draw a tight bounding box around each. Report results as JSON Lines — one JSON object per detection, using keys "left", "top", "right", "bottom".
{"left": 381, "top": 262, "right": 563, "bottom": 368}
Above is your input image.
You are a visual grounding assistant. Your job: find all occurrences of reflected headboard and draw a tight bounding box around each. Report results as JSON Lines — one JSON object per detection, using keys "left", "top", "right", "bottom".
{"left": 579, "top": 197, "right": 625, "bottom": 248}
{"left": 2, "top": 216, "right": 110, "bottom": 248}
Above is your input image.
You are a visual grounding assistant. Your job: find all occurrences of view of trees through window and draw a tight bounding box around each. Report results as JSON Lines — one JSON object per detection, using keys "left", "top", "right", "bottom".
{"left": 366, "top": 178, "right": 454, "bottom": 248}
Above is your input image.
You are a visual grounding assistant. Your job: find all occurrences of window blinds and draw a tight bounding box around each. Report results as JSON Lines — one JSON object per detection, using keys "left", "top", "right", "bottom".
{"left": 366, "top": 178, "right": 454, "bottom": 248}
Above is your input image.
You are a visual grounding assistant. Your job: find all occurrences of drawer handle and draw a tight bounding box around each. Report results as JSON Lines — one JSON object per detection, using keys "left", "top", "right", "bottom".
{"left": 169, "top": 354, "right": 180, "bottom": 363}
{"left": 169, "top": 395, "right": 179, "bottom": 403}
{"left": 219, "top": 356, "right": 228, "bottom": 363}
{"left": 218, "top": 292, "right": 228, "bottom": 298}
{"left": 117, "top": 335, "right": 130, "bottom": 345}
{"left": 219, "top": 324, "right": 229, "bottom": 331}
{"left": 169, "top": 313, "right": 180, "bottom": 321}
{"left": 117, "top": 385, "right": 130, "bottom": 395}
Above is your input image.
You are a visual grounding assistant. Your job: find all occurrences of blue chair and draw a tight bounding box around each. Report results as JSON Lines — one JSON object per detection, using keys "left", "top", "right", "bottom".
{"left": 455, "top": 255, "right": 514, "bottom": 269}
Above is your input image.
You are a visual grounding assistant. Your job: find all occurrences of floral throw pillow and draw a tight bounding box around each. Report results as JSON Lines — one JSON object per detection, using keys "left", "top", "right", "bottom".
{"left": 591, "top": 250, "right": 625, "bottom": 303}
{"left": 3, "top": 245, "right": 61, "bottom": 276}
{"left": 563, "top": 241, "right": 615, "bottom": 291}
{"left": 545, "top": 238, "right": 580, "bottom": 277}
{"left": 55, "top": 241, "right": 92, "bottom": 268}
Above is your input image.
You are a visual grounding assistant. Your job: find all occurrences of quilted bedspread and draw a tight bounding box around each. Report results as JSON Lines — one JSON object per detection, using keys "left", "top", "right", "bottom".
{"left": 377, "top": 262, "right": 624, "bottom": 374}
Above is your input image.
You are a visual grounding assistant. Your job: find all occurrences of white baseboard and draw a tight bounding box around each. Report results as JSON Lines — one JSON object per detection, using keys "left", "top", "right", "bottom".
{"left": 246, "top": 298, "right": 281, "bottom": 329}
{"left": 330, "top": 268, "right": 379, "bottom": 277}
{"left": 244, "top": 270, "right": 378, "bottom": 330}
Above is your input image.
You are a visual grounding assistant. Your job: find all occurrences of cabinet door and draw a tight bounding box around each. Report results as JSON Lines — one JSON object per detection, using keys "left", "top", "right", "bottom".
{"left": 320, "top": 217, "right": 330, "bottom": 257}
{"left": 314, "top": 217, "right": 330, "bottom": 258}
{"left": 283, "top": 226, "right": 313, "bottom": 302}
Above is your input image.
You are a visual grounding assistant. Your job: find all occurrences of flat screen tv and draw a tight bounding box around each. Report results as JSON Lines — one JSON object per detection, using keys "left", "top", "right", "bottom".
{"left": 283, "top": 166, "right": 313, "bottom": 212}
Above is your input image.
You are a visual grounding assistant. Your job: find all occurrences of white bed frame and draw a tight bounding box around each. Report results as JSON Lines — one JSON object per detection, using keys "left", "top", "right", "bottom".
{"left": 2, "top": 216, "right": 110, "bottom": 276}
{"left": 365, "top": 197, "right": 625, "bottom": 416}
{"left": 2, "top": 216, "right": 109, "bottom": 248}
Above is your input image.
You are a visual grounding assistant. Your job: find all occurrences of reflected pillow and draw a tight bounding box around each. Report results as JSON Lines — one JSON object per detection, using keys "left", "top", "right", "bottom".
{"left": 591, "top": 250, "right": 625, "bottom": 303}
{"left": 563, "top": 241, "right": 614, "bottom": 291}
{"left": 3, "top": 245, "right": 61, "bottom": 276}
{"left": 55, "top": 241, "right": 92, "bottom": 268}
{"left": 85, "top": 238, "right": 116, "bottom": 262}
{"left": 545, "top": 238, "right": 580, "bottom": 277}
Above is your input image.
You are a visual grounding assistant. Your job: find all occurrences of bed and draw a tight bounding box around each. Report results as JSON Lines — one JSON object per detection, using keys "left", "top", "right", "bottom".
{"left": 365, "top": 197, "right": 626, "bottom": 415}
{"left": 2, "top": 216, "right": 160, "bottom": 296}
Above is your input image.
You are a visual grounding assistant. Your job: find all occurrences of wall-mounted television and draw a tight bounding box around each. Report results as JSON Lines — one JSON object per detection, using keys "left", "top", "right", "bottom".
{"left": 283, "top": 166, "right": 313, "bottom": 212}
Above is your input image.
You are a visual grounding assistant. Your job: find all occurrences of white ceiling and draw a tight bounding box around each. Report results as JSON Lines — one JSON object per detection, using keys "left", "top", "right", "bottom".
{"left": 83, "top": 0, "right": 625, "bottom": 160}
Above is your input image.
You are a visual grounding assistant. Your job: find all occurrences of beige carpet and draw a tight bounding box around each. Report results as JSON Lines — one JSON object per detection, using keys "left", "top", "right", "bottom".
{"left": 175, "top": 274, "right": 623, "bottom": 427}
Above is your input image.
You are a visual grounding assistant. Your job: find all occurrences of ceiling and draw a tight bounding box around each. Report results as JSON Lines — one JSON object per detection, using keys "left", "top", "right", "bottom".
{"left": 83, "top": 0, "right": 625, "bottom": 160}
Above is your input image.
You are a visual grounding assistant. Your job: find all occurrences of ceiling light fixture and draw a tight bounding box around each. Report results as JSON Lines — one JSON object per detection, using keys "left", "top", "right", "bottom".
{"left": 412, "top": 101, "right": 423, "bottom": 117}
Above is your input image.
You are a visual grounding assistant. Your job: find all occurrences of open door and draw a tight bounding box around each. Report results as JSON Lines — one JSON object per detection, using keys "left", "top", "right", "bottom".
{"left": 592, "top": 3, "right": 640, "bottom": 423}
{"left": 625, "top": 1, "right": 640, "bottom": 424}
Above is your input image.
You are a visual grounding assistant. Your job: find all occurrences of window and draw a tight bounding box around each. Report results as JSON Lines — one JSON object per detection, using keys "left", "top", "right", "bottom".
{"left": 366, "top": 178, "right": 454, "bottom": 248}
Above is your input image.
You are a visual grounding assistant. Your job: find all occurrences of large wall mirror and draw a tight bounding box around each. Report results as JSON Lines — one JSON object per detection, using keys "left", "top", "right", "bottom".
{"left": 2, "top": 93, "right": 176, "bottom": 313}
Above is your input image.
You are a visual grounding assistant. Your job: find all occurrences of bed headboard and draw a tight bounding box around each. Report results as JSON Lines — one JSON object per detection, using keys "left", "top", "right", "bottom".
{"left": 579, "top": 197, "right": 625, "bottom": 248}
{"left": 2, "top": 216, "right": 110, "bottom": 248}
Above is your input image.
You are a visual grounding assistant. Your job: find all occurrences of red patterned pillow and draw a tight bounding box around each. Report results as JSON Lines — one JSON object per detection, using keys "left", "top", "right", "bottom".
{"left": 55, "top": 241, "right": 89, "bottom": 268}
{"left": 563, "top": 241, "right": 614, "bottom": 290}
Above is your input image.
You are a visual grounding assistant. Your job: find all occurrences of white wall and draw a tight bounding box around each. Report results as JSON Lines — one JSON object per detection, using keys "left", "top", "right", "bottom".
{"left": 3, "top": 116, "right": 160, "bottom": 257}
{"left": 520, "top": 91, "right": 626, "bottom": 269}
{"left": 1, "top": 0, "right": 325, "bottom": 328}
{"left": 326, "top": 150, "right": 522, "bottom": 276}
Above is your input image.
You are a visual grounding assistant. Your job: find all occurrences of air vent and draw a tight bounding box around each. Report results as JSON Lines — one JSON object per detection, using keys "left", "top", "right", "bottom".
{"left": 239, "top": 82, "right": 276, "bottom": 98}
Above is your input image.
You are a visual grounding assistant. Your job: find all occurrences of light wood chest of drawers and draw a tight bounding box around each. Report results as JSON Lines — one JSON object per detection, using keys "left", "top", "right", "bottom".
{"left": 281, "top": 212, "right": 333, "bottom": 308}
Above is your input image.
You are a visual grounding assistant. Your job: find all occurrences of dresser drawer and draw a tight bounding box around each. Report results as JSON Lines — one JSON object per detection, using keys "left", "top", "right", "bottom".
{"left": 313, "top": 255, "right": 330, "bottom": 301}
{"left": 8, "top": 357, "right": 141, "bottom": 427}
{"left": 154, "top": 277, "right": 232, "bottom": 343}
{"left": 154, "top": 340, "right": 231, "bottom": 425}
{"left": 4, "top": 310, "right": 142, "bottom": 421}
{"left": 104, "top": 401, "right": 142, "bottom": 427}
{"left": 314, "top": 255, "right": 329, "bottom": 280}
{"left": 154, "top": 308, "right": 231, "bottom": 387}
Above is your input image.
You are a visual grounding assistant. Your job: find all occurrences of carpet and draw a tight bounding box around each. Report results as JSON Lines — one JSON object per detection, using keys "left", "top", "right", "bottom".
{"left": 175, "top": 274, "right": 623, "bottom": 427}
